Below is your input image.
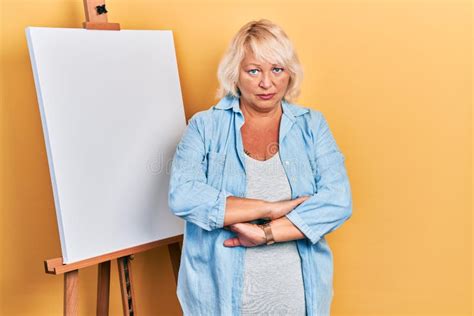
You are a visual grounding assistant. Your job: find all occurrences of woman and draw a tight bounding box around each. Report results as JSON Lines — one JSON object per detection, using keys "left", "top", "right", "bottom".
{"left": 168, "top": 19, "right": 352, "bottom": 316}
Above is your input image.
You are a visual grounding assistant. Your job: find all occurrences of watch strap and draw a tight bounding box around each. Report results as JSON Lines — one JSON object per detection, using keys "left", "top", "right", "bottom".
{"left": 259, "top": 222, "right": 275, "bottom": 245}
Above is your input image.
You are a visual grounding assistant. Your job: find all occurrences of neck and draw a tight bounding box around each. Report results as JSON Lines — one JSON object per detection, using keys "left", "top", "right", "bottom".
{"left": 239, "top": 99, "right": 282, "bottom": 123}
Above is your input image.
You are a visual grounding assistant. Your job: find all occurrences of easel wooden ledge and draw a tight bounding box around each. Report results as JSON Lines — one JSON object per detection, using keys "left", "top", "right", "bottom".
{"left": 43, "top": 1, "right": 183, "bottom": 315}
{"left": 45, "top": 236, "right": 182, "bottom": 316}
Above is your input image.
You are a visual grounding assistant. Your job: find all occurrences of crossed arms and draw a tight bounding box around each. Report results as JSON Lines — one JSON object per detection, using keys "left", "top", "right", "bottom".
{"left": 168, "top": 111, "right": 352, "bottom": 246}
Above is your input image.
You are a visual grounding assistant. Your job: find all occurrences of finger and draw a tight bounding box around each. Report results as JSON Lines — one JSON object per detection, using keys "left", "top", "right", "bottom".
{"left": 229, "top": 224, "right": 241, "bottom": 232}
{"left": 291, "top": 197, "right": 305, "bottom": 205}
{"left": 223, "top": 238, "right": 241, "bottom": 247}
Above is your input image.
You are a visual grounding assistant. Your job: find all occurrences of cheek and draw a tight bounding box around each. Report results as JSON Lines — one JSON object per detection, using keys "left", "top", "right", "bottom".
{"left": 238, "top": 76, "right": 258, "bottom": 92}
{"left": 276, "top": 76, "right": 290, "bottom": 90}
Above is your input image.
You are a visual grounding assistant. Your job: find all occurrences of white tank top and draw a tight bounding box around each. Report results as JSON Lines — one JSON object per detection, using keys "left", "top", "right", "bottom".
{"left": 241, "top": 151, "right": 306, "bottom": 315}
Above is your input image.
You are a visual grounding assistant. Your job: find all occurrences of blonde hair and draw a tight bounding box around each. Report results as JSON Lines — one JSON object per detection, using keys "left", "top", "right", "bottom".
{"left": 216, "top": 19, "right": 303, "bottom": 102}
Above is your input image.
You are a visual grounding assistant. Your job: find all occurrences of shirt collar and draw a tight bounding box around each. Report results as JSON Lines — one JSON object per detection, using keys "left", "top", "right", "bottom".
{"left": 214, "top": 95, "right": 309, "bottom": 121}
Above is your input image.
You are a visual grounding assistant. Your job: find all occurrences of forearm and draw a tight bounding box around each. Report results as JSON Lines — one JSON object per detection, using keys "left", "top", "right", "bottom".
{"left": 270, "top": 216, "right": 306, "bottom": 243}
{"left": 223, "top": 196, "right": 271, "bottom": 226}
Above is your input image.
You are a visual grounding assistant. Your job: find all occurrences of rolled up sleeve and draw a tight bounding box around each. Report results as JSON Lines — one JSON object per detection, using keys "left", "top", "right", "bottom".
{"left": 286, "top": 112, "right": 352, "bottom": 245}
{"left": 168, "top": 114, "right": 232, "bottom": 231}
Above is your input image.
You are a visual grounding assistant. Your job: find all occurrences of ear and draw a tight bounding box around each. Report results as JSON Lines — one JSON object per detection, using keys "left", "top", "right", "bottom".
{"left": 283, "top": 77, "right": 293, "bottom": 101}
{"left": 235, "top": 85, "right": 241, "bottom": 96}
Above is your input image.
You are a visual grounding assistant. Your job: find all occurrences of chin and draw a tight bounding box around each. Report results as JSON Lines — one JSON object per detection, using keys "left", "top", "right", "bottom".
{"left": 257, "top": 98, "right": 281, "bottom": 105}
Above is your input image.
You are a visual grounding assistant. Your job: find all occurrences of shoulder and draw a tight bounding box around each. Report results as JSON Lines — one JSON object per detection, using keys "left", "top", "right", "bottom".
{"left": 187, "top": 107, "right": 213, "bottom": 125}
{"left": 285, "top": 101, "right": 326, "bottom": 132}
{"left": 187, "top": 99, "right": 232, "bottom": 125}
{"left": 184, "top": 100, "right": 231, "bottom": 144}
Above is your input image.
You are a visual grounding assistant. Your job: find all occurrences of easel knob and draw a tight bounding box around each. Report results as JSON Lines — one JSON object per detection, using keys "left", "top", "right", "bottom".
{"left": 83, "top": 0, "right": 120, "bottom": 30}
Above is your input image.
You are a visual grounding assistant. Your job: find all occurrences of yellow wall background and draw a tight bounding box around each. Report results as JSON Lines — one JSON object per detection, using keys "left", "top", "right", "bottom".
{"left": 1, "top": 0, "right": 471, "bottom": 315}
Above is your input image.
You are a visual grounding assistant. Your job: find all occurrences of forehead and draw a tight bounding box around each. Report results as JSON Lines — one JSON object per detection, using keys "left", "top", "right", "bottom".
{"left": 241, "top": 51, "right": 279, "bottom": 67}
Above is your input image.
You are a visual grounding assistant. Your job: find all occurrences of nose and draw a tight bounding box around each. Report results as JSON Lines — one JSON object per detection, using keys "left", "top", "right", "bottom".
{"left": 259, "top": 72, "right": 272, "bottom": 89}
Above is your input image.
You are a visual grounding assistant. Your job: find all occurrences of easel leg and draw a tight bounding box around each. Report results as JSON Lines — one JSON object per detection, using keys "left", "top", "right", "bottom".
{"left": 64, "top": 270, "right": 79, "bottom": 316}
{"left": 167, "top": 242, "right": 182, "bottom": 285}
{"left": 97, "top": 261, "right": 111, "bottom": 316}
{"left": 118, "top": 256, "right": 137, "bottom": 316}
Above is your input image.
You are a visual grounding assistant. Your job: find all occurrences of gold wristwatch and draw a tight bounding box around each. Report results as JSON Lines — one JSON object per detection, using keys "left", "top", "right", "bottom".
{"left": 258, "top": 222, "right": 275, "bottom": 245}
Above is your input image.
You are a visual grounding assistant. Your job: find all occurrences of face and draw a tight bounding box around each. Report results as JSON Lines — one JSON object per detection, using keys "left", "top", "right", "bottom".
{"left": 237, "top": 48, "right": 290, "bottom": 113}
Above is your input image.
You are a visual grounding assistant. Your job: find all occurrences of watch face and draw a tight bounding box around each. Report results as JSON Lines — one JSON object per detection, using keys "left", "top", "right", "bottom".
{"left": 255, "top": 218, "right": 271, "bottom": 225}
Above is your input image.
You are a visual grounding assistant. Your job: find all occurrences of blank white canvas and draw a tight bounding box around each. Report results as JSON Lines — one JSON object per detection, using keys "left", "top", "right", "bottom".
{"left": 26, "top": 27, "right": 185, "bottom": 264}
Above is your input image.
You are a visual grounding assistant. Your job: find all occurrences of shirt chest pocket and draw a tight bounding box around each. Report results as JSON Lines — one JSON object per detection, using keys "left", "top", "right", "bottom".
{"left": 206, "top": 151, "right": 226, "bottom": 190}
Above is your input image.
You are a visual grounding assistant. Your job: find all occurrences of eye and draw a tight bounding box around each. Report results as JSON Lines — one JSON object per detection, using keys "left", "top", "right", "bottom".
{"left": 248, "top": 69, "right": 259, "bottom": 75}
{"left": 273, "top": 67, "right": 284, "bottom": 73}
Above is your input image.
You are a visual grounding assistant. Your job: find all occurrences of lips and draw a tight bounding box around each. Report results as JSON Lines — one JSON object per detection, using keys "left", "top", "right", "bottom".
{"left": 257, "top": 93, "right": 275, "bottom": 100}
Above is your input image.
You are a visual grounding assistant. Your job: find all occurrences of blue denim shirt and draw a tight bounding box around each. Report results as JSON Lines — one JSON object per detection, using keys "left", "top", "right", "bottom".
{"left": 168, "top": 95, "right": 352, "bottom": 316}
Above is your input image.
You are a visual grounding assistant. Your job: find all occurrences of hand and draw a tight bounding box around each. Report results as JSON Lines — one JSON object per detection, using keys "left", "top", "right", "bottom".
{"left": 267, "top": 195, "right": 310, "bottom": 220}
{"left": 223, "top": 223, "right": 266, "bottom": 248}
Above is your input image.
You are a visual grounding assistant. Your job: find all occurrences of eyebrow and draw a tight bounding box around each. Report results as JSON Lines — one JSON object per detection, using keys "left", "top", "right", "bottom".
{"left": 245, "top": 63, "right": 281, "bottom": 67}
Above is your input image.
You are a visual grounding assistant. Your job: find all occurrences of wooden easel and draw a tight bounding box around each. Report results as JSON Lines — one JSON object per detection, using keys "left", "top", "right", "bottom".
{"left": 82, "top": 0, "right": 120, "bottom": 30}
{"left": 44, "top": 2, "right": 183, "bottom": 315}
{"left": 45, "top": 236, "right": 182, "bottom": 316}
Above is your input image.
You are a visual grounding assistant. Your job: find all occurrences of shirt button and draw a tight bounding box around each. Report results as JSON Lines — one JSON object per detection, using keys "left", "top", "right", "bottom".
{"left": 285, "top": 161, "right": 290, "bottom": 165}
